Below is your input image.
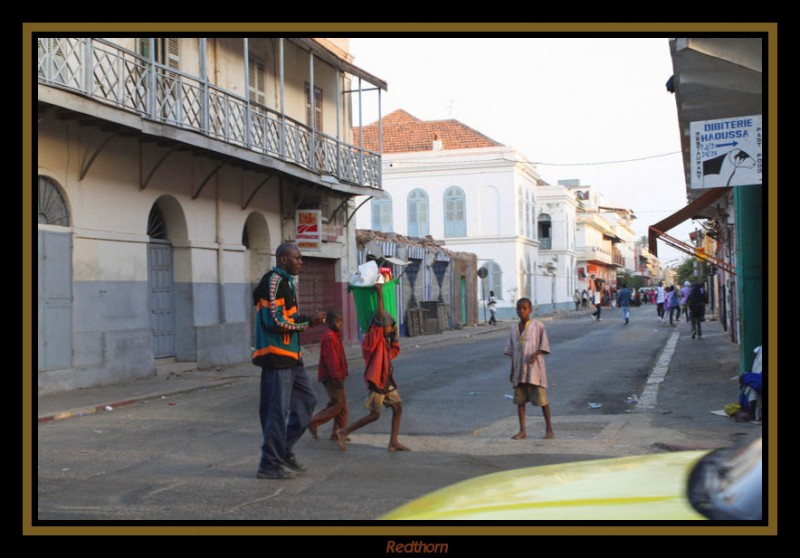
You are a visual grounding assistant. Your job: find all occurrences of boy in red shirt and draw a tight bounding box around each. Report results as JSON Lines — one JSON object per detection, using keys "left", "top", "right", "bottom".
{"left": 308, "top": 310, "right": 349, "bottom": 441}
{"left": 337, "top": 283, "right": 410, "bottom": 452}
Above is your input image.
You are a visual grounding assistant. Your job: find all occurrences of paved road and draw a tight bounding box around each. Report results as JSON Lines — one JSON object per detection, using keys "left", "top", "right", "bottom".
{"left": 36, "top": 306, "right": 757, "bottom": 522}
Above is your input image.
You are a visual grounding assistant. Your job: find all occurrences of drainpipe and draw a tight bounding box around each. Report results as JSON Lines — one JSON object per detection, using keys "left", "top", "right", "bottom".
{"left": 377, "top": 86, "right": 382, "bottom": 187}
{"left": 199, "top": 38, "right": 209, "bottom": 133}
{"left": 358, "top": 77, "right": 363, "bottom": 185}
{"left": 216, "top": 172, "right": 226, "bottom": 324}
{"left": 244, "top": 38, "right": 251, "bottom": 148}
{"left": 279, "top": 38, "right": 285, "bottom": 158}
{"left": 336, "top": 67, "right": 341, "bottom": 178}
{"left": 148, "top": 38, "right": 157, "bottom": 119}
{"left": 309, "top": 51, "right": 315, "bottom": 170}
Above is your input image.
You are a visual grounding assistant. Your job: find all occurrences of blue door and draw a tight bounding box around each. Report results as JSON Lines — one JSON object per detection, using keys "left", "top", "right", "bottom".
{"left": 37, "top": 230, "right": 73, "bottom": 370}
{"left": 148, "top": 240, "right": 175, "bottom": 358}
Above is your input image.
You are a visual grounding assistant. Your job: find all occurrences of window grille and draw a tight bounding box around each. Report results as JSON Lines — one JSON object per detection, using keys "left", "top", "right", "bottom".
{"left": 38, "top": 176, "right": 70, "bottom": 226}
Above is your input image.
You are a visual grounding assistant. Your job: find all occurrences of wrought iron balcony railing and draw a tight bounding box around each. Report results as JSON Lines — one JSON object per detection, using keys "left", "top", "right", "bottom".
{"left": 37, "top": 37, "right": 381, "bottom": 188}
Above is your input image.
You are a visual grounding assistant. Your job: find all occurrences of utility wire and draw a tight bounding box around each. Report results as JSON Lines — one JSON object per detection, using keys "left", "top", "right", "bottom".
{"left": 532, "top": 151, "right": 682, "bottom": 167}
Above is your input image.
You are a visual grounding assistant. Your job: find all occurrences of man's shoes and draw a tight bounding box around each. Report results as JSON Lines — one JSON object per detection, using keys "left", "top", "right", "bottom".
{"left": 691, "top": 331, "right": 696, "bottom": 339}
{"left": 283, "top": 455, "right": 307, "bottom": 473}
{"left": 257, "top": 467, "right": 296, "bottom": 480}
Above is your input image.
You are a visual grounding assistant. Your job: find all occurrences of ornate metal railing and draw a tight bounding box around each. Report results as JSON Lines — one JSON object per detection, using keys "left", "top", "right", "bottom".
{"left": 37, "top": 37, "right": 381, "bottom": 188}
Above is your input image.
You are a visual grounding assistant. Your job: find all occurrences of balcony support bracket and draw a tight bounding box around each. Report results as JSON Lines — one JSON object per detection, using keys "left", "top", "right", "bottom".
{"left": 140, "top": 143, "right": 179, "bottom": 191}
{"left": 80, "top": 130, "right": 118, "bottom": 181}
{"left": 242, "top": 172, "right": 273, "bottom": 210}
{"left": 192, "top": 159, "right": 225, "bottom": 200}
{"left": 345, "top": 196, "right": 372, "bottom": 226}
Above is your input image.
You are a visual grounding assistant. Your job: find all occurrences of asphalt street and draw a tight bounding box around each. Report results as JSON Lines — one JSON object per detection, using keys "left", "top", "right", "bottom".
{"left": 33, "top": 305, "right": 763, "bottom": 524}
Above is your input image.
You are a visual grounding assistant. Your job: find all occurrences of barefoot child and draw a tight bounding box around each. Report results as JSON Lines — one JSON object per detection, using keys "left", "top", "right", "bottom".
{"left": 337, "top": 282, "right": 410, "bottom": 452}
{"left": 505, "top": 298, "right": 554, "bottom": 440}
{"left": 308, "top": 310, "right": 349, "bottom": 441}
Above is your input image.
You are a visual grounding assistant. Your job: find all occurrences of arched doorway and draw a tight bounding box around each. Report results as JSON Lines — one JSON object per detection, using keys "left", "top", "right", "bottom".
{"left": 242, "top": 212, "right": 271, "bottom": 348}
{"left": 147, "top": 203, "right": 175, "bottom": 358}
{"left": 38, "top": 175, "right": 72, "bottom": 371}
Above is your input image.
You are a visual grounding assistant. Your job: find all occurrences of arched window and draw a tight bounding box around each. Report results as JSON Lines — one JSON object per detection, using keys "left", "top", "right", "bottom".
{"left": 538, "top": 213, "right": 552, "bottom": 249}
{"left": 444, "top": 186, "right": 466, "bottom": 237}
{"left": 371, "top": 193, "right": 393, "bottom": 232}
{"left": 407, "top": 189, "right": 429, "bottom": 237}
{"left": 38, "top": 176, "right": 70, "bottom": 226}
{"left": 481, "top": 261, "right": 503, "bottom": 301}
{"left": 147, "top": 204, "right": 168, "bottom": 239}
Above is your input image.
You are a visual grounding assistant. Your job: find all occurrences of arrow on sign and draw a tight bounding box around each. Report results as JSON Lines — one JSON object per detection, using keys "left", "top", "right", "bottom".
{"left": 715, "top": 141, "right": 739, "bottom": 148}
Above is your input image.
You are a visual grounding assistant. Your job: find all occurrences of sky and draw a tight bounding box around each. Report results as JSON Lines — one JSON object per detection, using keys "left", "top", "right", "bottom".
{"left": 348, "top": 37, "right": 693, "bottom": 266}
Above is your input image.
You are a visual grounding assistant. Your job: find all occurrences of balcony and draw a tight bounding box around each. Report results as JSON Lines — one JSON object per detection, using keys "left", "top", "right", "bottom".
{"left": 37, "top": 38, "right": 381, "bottom": 189}
{"left": 581, "top": 245, "right": 612, "bottom": 265}
{"left": 612, "top": 248, "right": 625, "bottom": 267}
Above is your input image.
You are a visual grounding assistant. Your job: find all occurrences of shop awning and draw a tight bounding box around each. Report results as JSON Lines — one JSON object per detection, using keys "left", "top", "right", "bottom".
{"left": 648, "top": 187, "right": 732, "bottom": 255}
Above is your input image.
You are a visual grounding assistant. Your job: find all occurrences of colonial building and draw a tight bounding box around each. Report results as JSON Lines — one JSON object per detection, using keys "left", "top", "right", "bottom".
{"left": 37, "top": 37, "right": 386, "bottom": 392}
{"left": 354, "top": 109, "right": 576, "bottom": 319}
{"left": 657, "top": 37, "right": 762, "bottom": 370}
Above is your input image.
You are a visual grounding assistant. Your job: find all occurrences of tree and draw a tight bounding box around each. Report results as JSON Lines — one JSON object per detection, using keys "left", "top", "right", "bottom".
{"left": 675, "top": 256, "right": 707, "bottom": 285}
{"left": 616, "top": 271, "right": 645, "bottom": 290}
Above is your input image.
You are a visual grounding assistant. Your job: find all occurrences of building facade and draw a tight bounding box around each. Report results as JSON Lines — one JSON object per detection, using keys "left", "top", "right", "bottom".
{"left": 568, "top": 183, "right": 638, "bottom": 296}
{"left": 354, "top": 110, "right": 576, "bottom": 319}
{"left": 37, "top": 37, "right": 386, "bottom": 393}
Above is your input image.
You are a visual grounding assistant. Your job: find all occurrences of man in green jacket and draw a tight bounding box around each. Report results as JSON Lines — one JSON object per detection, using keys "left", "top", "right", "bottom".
{"left": 253, "top": 242, "right": 325, "bottom": 479}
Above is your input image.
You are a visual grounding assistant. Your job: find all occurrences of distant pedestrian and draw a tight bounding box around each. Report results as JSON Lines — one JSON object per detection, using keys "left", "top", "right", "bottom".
{"left": 573, "top": 289, "right": 581, "bottom": 311}
{"left": 488, "top": 290, "right": 498, "bottom": 325}
{"left": 618, "top": 283, "right": 633, "bottom": 324}
{"left": 581, "top": 289, "right": 589, "bottom": 308}
{"left": 689, "top": 281, "right": 707, "bottom": 339}
{"left": 656, "top": 282, "right": 666, "bottom": 321}
{"left": 667, "top": 286, "right": 681, "bottom": 326}
{"left": 504, "top": 298, "right": 554, "bottom": 440}
{"left": 680, "top": 281, "right": 692, "bottom": 322}
{"left": 308, "top": 309, "right": 349, "bottom": 442}
{"left": 589, "top": 275, "right": 602, "bottom": 321}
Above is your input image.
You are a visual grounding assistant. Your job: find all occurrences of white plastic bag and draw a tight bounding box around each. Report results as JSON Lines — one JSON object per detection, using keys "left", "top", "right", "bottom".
{"left": 349, "top": 260, "right": 380, "bottom": 286}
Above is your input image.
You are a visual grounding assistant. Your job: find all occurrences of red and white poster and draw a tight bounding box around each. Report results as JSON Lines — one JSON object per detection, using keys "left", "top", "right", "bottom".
{"left": 296, "top": 209, "right": 322, "bottom": 252}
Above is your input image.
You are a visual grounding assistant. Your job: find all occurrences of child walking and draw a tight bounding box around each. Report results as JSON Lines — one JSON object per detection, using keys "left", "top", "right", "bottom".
{"left": 505, "top": 298, "right": 554, "bottom": 440}
{"left": 337, "top": 282, "right": 410, "bottom": 452}
{"left": 308, "top": 309, "right": 349, "bottom": 441}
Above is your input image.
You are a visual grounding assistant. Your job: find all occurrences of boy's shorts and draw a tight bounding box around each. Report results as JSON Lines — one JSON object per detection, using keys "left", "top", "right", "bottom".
{"left": 513, "top": 384, "right": 547, "bottom": 406}
{"left": 364, "top": 386, "right": 401, "bottom": 413}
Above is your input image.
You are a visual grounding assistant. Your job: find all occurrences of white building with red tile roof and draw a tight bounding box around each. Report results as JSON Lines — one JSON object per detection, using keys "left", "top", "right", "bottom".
{"left": 355, "top": 110, "right": 578, "bottom": 318}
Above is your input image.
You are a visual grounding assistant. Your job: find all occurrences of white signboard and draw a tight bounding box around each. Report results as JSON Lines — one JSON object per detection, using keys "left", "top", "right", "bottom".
{"left": 690, "top": 115, "right": 762, "bottom": 189}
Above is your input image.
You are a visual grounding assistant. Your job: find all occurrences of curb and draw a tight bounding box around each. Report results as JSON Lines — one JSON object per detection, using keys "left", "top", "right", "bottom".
{"left": 37, "top": 377, "right": 243, "bottom": 424}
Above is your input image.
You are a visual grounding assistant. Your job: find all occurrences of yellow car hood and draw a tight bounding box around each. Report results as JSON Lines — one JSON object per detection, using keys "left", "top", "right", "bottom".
{"left": 382, "top": 451, "right": 708, "bottom": 521}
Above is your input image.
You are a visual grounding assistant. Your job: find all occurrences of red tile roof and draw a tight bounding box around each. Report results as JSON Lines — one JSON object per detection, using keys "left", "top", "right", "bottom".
{"left": 355, "top": 109, "right": 503, "bottom": 153}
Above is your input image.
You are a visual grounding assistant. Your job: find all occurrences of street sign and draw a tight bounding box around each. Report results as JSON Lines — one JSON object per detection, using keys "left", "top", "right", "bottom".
{"left": 690, "top": 115, "right": 761, "bottom": 189}
{"left": 295, "top": 209, "right": 322, "bottom": 251}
